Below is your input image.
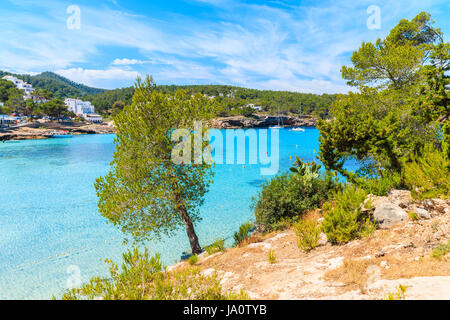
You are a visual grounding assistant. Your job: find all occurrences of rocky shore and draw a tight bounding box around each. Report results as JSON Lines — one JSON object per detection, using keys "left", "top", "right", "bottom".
{"left": 0, "top": 115, "right": 317, "bottom": 141}
{"left": 211, "top": 115, "right": 317, "bottom": 129}
{"left": 0, "top": 121, "right": 116, "bottom": 141}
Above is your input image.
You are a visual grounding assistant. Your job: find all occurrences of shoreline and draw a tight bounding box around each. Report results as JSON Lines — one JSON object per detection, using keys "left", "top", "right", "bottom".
{"left": 0, "top": 115, "right": 318, "bottom": 141}
{"left": 0, "top": 121, "right": 116, "bottom": 141}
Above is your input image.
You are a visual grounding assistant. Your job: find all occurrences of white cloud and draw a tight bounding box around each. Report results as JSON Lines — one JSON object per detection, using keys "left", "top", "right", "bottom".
{"left": 0, "top": 0, "right": 448, "bottom": 92}
{"left": 55, "top": 68, "right": 141, "bottom": 88}
{"left": 112, "top": 58, "right": 147, "bottom": 66}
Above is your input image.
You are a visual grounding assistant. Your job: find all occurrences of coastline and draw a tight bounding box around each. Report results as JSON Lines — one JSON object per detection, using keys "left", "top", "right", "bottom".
{"left": 0, "top": 114, "right": 317, "bottom": 141}
{"left": 0, "top": 121, "right": 116, "bottom": 141}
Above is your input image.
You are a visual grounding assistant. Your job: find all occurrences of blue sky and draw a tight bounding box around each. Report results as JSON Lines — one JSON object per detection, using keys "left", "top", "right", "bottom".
{"left": 0, "top": 0, "right": 449, "bottom": 93}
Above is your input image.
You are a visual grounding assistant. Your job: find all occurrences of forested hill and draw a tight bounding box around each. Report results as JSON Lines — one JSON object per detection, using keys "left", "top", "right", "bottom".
{"left": 86, "top": 85, "right": 337, "bottom": 117}
{"left": 0, "top": 71, "right": 106, "bottom": 98}
{"left": 0, "top": 70, "right": 337, "bottom": 117}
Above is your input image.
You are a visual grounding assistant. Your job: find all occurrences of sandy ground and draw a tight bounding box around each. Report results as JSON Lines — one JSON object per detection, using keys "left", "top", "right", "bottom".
{"left": 190, "top": 209, "right": 449, "bottom": 300}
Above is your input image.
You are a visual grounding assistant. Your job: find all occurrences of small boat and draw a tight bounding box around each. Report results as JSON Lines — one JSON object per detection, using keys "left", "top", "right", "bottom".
{"left": 291, "top": 127, "right": 305, "bottom": 132}
{"left": 49, "top": 131, "right": 72, "bottom": 138}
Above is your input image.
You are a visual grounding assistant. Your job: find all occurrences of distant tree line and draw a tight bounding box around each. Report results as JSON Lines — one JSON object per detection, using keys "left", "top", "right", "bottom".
{"left": 0, "top": 79, "right": 73, "bottom": 119}
{"left": 0, "top": 70, "right": 337, "bottom": 118}
{"left": 86, "top": 85, "right": 337, "bottom": 118}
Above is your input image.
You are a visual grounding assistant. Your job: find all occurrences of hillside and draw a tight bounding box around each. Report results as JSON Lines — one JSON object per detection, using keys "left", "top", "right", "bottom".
{"left": 0, "top": 71, "right": 106, "bottom": 99}
{"left": 86, "top": 84, "right": 337, "bottom": 117}
{"left": 0, "top": 70, "right": 336, "bottom": 117}
{"left": 181, "top": 191, "right": 450, "bottom": 300}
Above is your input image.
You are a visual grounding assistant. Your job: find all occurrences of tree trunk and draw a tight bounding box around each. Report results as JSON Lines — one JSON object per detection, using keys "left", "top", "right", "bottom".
{"left": 178, "top": 203, "right": 202, "bottom": 254}
{"left": 170, "top": 177, "right": 202, "bottom": 255}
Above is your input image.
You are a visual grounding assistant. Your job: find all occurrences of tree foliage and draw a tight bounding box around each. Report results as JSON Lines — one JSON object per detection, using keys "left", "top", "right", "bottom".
{"left": 319, "top": 12, "right": 448, "bottom": 180}
{"left": 252, "top": 160, "right": 337, "bottom": 231}
{"left": 94, "top": 76, "right": 217, "bottom": 254}
{"left": 0, "top": 71, "right": 105, "bottom": 99}
{"left": 62, "top": 248, "right": 248, "bottom": 300}
{"left": 86, "top": 84, "right": 337, "bottom": 117}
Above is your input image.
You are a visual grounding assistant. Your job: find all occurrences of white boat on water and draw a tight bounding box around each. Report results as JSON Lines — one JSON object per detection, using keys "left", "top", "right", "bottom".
{"left": 291, "top": 127, "right": 305, "bottom": 132}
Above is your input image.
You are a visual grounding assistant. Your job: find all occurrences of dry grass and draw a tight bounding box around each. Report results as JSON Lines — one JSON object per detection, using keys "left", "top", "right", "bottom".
{"left": 325, "top": 254, "right": 450, "bottom": 295}
{"left": 324, "top": 259, "right": 374, "bottom": 292}
{"left": 237, "top": 235, "right": 263, "bottom": 247}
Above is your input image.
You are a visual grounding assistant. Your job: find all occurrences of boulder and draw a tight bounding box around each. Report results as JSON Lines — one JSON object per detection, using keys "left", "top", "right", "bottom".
{"left": 414, "top": 207, "right": 431, "bottom": 220}
{"left": 318, "top": 233, "right": 328, "bottom": 246}
{"left": 373, "top": 202, "right": 408, "bottom": 229}
{"left": 387, "top": 190, "right": 413, "bottom": 209}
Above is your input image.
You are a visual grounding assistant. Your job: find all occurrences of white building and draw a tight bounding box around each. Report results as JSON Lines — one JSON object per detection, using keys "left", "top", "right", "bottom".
{"left": 246, "top": 103, "right": 263, "bottom": 111}
{"left": 2, "top": 75, "right": 34, "bottom": 99}
{"left": 64, "top": 98, "right": 103, "bottom": 123}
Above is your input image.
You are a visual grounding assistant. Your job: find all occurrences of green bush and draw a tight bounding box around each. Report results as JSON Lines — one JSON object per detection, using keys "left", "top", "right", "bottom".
{"left": 61, "top": 248, "right": 248, "bottom": 300}
{"left": 407, "top": 210, "right": 419, "bottom": 221}
{"left": 322, "top": 185, "right": 375, "bottom": 245}
{"left": 431, "top": 241, "right": 450, "bottom": 260}
{"left": 188, "top": 254, "right": 199, "bottom": 265}
{"left": 268, "top": 249, "right": 276, "bottom": 264}
{"left": 252, "top": 160, "right": 337, "bottom": 231}
{"left": 442, "top": 121, "right": 450, "bottom": 168}
{"left": 233, "top": 221, "right": 253, "bottom": 246}
{"left": 404, "top": 146, "right": 450, "bottom": 199}
{"left": 355, "top": 172, "right": 404, "bottom": 196}
{"left": 204, "top": 238, "right": 225, "bottom": 255}
{"left": 293, "top": 219, "right": 321, "bottom": 252}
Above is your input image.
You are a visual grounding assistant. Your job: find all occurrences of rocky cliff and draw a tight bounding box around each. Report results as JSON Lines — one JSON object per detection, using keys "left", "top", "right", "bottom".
{"left": 211, "top": 115, "right": 317, "bottom": 129}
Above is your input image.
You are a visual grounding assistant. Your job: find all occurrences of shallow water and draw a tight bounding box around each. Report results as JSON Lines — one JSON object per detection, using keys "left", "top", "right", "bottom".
{"left": 0, "top": 128, "right": 348, "bottom": 299}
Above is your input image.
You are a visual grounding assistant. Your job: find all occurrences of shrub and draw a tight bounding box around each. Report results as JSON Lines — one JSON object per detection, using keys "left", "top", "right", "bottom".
{"left": 404, "top": 146, "right": 450, "bottom": 199}
{"left": 431, "top": 242, "right": 450, "bottom": 260}
{"left": 293, "top": 219, "right": 321, "bottom": 252}
{"left": 204, "top": 238, "right": 225, "bottom": 255}
{"left": 407, "top": 211, "right": 419, "bottom": 221}
{"left": 61, "top": 248, "right": 248, "bottom": 300}
{"left": 324, "top": 258, "right": 371, "bottom": 292}
{"left": 385, "top": 285, "right": 408, "bottom": 300}
{"left": 233, "top": 222, "right": 253, "bottom": 246}
{"left": 268, "top": 249, "right": 276, "bottom": 264}
{"left": 188, "top": 254, "right": 199, "bottom": 265}
{"left": 322, "top": 185, "right": 375, "bottom": 245}
{"left": 355, "top": 172, "right": 404, "bottom": 196}
{"left": 252, "top": 160, "right": 337, "bottom": 231}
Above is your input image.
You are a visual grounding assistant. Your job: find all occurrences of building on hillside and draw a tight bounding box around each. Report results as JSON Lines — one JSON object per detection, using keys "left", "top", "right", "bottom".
{"left": 246, "top": 103, "right": 263, "bottom": 111}
{"left": 83, "top": 114, "right": 104, "bottom": 123}
{"left": 2, "top": 75, "right": 35, "bottom": 100}
{"left": 64, "top": 98, "right": 103, "bottom": 123}
{"left": 0, "top": 114, "right": 19, "bottom": 126}
{"left": 30, "top": 94, "right": 49, "bottom": 104}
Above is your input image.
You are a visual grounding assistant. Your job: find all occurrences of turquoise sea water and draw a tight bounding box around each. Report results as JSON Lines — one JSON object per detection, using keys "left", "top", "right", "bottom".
{"left": 0, "top": 128, "right": 334, "bottom": 299}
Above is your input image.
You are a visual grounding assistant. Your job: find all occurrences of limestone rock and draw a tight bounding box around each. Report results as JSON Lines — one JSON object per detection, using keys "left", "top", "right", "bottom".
{"left": 388, "top": 190, "right": 413, "bottom": 209}
{"left": 318, "top": 233, "right": 328, "bottom": 246}
{"left": 414, "top": 207, "right": 431, "bottom": 220}
{"left": 373, "top": 202, "right": 408, "bottom": 229}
